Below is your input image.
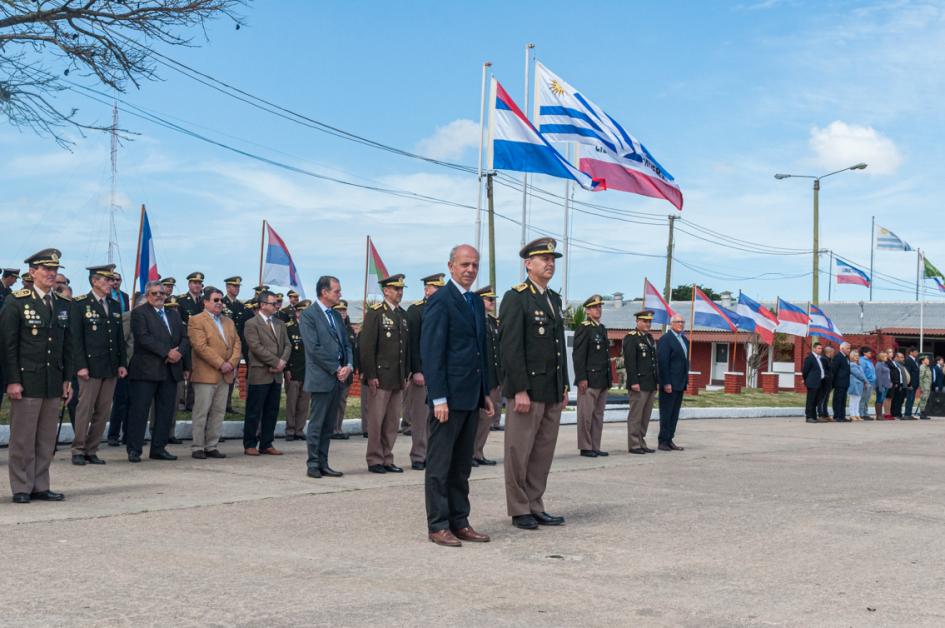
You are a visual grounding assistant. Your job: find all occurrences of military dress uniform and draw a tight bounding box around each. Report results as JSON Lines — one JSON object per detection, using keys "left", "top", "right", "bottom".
{"left": 499, "top": 239, "right": 569, "bottom": 524}
{"left": 176, "top": 272, "right": 205, "bottom": 324}
{"left": 275, "top": 290, "right": 300, "bottom": 323}
{"left": 0, "top": 268, "right": 17, "bottom": 408}
{"left": 472, "top": 285, "right": 501, "bottom": 464}
{"left": 359, "top": 274, "right": 410, "bottom": 470}
{"left": 0, "top": 249, "right": 74, "bottom": 501}
{"left": 404, "top": 272, "right": 445, "bottom": 468}
{"left": 573, "top": 295, "right": 612, "bottom": 456}
{"left": 623, "top": 310, "right": 658, "bottom": 453}
{"left": 333, "top": 300, "right": 357, "bottom": 437}
{"left": 222, "top": 276, "right": 249, "bottom": 414}
{"left": 283, "top": 303, "right": 311, "bottom": 439}
{"left": 70, "top": 265, "right": 127, "bottom": 464}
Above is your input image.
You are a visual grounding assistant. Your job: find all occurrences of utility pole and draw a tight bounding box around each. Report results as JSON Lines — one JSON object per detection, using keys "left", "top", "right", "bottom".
{"left": 107, "top": 102, "right": 120, "bottom": 265}
{"left": 663, "top": 214, "right": 677, "bottom": 302}
{"left": 486, "top": 172, "right": 497, "bottom": 290}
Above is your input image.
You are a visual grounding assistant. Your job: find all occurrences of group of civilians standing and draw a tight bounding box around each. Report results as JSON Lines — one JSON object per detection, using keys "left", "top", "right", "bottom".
{"left": 802, "top": 342, "right": 943, "bottom": 422}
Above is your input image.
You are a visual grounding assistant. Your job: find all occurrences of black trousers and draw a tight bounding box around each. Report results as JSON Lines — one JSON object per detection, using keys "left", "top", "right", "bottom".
{"left": 832, "top": 387, "right": 848, "bottom": 421}
{"left": 425, "top": 407, "right": 478, "bottom": 532}
{"left": 805, "top": 385, "right": 820, "bottom": 419}
{"left": 107, "top": 376, "right": 131, "bottom": 441}
{"left": 127, "top": 378, "right": 177, "bottom": 455}
{"left": 816, "top": 383, "right": 832, "bottom": 417}
{"left": 244, "top": 381, "right": 281, "bottom": 450}
{"left": 903, "top": 387, "right": 918, "bottom": 416}
{"left": 658, "top": 389, "right": 684, "bottom": 444}
{"left": 890, "top": 386, "right": 906, "bottom": 417}
{"left": 306, "top": 383, "right": 341, "bottom": 471}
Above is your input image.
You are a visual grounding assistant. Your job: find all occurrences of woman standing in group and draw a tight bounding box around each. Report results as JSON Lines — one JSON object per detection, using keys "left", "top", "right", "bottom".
{"left": 874, "top": 350, "right": 892, "bottom": 420}
{"left": 847, "top": 350, "right": 867, "bottom": 421}
{"left": 917, "top": 355, "right": 933, "bottom": 420}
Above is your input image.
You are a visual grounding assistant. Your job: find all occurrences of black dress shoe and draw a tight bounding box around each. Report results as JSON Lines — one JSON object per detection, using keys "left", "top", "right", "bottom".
{"left": 491, "top": 425, "right": 505, "bottom": 432}
{"left": 149, "top": 449, "right": 178, "bottom": 461}
{"left": 12, "top": 493, "right": 30, "bottom": 504}
{"left": 320, "top": 466, "right": 344, "bottom": 477}
{"left": 362, "top": 432, "right": 369, "bottom": 438}
{"left": 474, "top": 457, "right": 497, "bottom": 466}
{"left": 30, "top": 490, "right": 65, "bottom": 501}
{"left": 107, "top": 438, "right": 120, "bottom": 447}
{"left": 411, "top": 461, "right": 425, "bottom": 471}
{"left": 368, "top": 464, "right": 387, "bottom": 474}
{"left": 512, "top": 514, "right": 539, "bottom": 530}
{"left": 402, "top": 429, "right": 412, "bottom": 436}
{"left": 532, "top": 511, "right": 565, "bottom": 526}
{"left": 205, "top": 449, "right": 226, "bottom": 459}
{"left": 643, "top": 446, "right": 656, "bottom": 453}
{"left": 629, "top": 448, "right": 646, "bottom": 454}
{"left": 658, "top": 443, "right": 672, "bottom": 451}
{"left": 580, "top": 450, "right": 598, "bottom": 458}
{"left": 595, "top": 450, "right": 609, "bottom": 457}
{"left": 167, "top": 437, "right": 183, "bottom": 445}
{"left": 806, "top": 418, "right": 818, "bottom": 423}
{"left": 330, "top": 433, "right": 349, "bottom": 440}
{"left": 383, "top": 464, "right": 404, "bottom": 473}
{"left": 85, "top": 455, "right": 106, "bottom": 465}
{"left": 71, "top": 454, "right": 87, "bottom": 466}
{"left": 128, "top": 452, "right": 142, "bottom": 463}
{"left": 470, "top": 458, "right": 480, "bottom": 467}
{"left": 191, "top": 450, "right": 207, "bottom": 459}
{"left": 307, "top": 468, "right": 322, "bottom": 479}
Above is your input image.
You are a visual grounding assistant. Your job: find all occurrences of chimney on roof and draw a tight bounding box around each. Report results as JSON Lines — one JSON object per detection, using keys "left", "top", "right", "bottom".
{"left": 613, "top": 291, "right": 624, "bottom": 308}
{"left": 720, "top": 291, "right": 733, "bottom": 308}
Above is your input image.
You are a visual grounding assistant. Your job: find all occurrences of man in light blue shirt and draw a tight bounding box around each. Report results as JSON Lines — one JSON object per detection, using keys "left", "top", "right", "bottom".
{"left": 858, "top": 346, "right": 876, "bottom": 419}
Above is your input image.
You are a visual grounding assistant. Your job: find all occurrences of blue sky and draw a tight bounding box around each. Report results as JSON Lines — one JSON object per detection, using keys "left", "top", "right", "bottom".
{"left": 2, "top": 0, "right": 943, "bottom": 308}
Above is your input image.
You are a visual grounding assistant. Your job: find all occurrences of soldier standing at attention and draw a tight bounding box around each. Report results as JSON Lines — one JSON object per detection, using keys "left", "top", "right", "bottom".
{"left": 222, "top": 276, "right": 247, "bottom": 415}
{"left": 176, "top": 272, "right": 205, "bottom": 324}
{"left": 283, "top": 300, "right": 311, "bottom": 440}
{"left": 623, "top": 310, "right": 658, "bottom": 454}
{"left": 1, "top": 249, "right": 74, "bottom": 503}
{"left": 0, "top": 267, "right": 19, "bottom": 302}
{"left": 573, "top": 294, "right": 611, "bottom": 458}
{"left": 331, "top": 299, "right": 357, "bottom": 439}
{"left": 70, "top": 264, "right": 127, "bottom": 465}
{"left": 275, "top": 289, "right": 300, "bottom": 323}
{"left": 471, "top": 285, "right": 500, "bottom": 467}
{"left": 499, "top": 238, "right": 568, "bottom": 530}
{"left": 359, "top": 274, "right": 410, "bottom": 474}
{"left": 404, "top": 272, "right": 445, "bottom": 471}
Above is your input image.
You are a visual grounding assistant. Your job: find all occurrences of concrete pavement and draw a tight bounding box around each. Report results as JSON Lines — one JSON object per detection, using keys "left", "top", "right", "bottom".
{"left": 1, "top": 418, "right": 943, "bottom": 626}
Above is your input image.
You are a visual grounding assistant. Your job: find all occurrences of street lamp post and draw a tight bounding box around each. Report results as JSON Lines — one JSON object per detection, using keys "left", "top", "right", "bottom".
{"left": 774, "top": 163, "right": 867, "bottom": 305}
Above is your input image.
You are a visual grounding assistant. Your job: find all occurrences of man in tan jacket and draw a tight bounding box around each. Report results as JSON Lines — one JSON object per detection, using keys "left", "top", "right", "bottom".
{"left": 242, "top": 290, "right": 291, "bottom": 456}
{"left": 188, "top": 287, "right": 241, "bottom": 459}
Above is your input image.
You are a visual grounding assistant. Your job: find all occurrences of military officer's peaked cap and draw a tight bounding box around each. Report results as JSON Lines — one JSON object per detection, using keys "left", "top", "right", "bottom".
{"left": 187, "top": 271, "right": 205, "bottom": 283}
{"left": 165, "top": 296, "right": 180, "bottom": 308}
{"left": 160, "top": 276, "right": 176, "bottom": 286}
{"left": 379, "top": 274, "right": 406, "bottom": 288}
{"left": 635, "top": 309, "right": 655, "bottom": 320}
{"left": 2, "top": 268, "right": 19, "bottom": 278}
{"left": 275, "top": 293, "right": 284, "bottom": 300}
{"left": 583, "top": 294, "right": 604, "bottom": 308}
{"left": 421, "top": 273, "right": 446, "bottom": 287}
{"left": 87, "top": 263, "right": 117, "bottom": 278}
{"left": 224, "top": 276, "right": 242, "bottom": 286}
{"left": 475, "top": 285, "right": 496, "bottom": 298}
{"left": 297, "top": 299, "right": 312, "bottom": 311}
{"left": 21, "top": 272, "right": 34, "bottom": 282}
{"left": 519, "top": 237, "right": 562, "bottom": 259}
{"left": 333, "top": 299, "right": 349, "bottom": 310}
{"left": 25, "top": 248, "right": 63, "bottom": 268}
{"left": 253, "top": 284, "right": 269, "bottom": 293}
{"left": 287, "top": 289, "right": 299, "bottom": 297}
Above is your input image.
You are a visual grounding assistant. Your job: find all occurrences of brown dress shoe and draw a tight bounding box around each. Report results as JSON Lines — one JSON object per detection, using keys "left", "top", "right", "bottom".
{"left": 453, "top": 526, "right": 490, "bottom": 543}
{"left": 668, "top": 441, "right": 685, "bottom": 451}
{"left": 428, "top": 529, "right": 462, "bottom": 547}
{"left": 244, "top": 448, "right": 260, "bottom": 456}
{"left": 261, "top": 447, "right": 283, "bottom": 455}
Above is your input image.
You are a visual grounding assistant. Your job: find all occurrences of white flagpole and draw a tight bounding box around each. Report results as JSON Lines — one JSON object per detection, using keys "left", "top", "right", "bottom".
{"left": 519, "top": 43, "right": 535, "bottom": 281}
{"left": 915, "top": 248, "right": 921, "bottom": 301}
{"left": 474, "top": 61, "right": 491, "bottom": 275}
{"left": 869, "top": 215, "right": 875, "bottom": 301}
{"left": 562, "top": 143, "right": 572, "bottom": 303}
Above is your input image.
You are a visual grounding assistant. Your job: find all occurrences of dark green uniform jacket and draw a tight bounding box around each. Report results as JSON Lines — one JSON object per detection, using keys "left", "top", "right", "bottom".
{"left": 573, "top": 319, "right": 611, "bottom": 390}
{"left": 71, "top": 292, "right": 127, "bottom": 378}
{"left": 359, "top": 301, "right": 409, "bottom": 391}
{"left": 623, "top": 330, "right": 658, "bottom": 391}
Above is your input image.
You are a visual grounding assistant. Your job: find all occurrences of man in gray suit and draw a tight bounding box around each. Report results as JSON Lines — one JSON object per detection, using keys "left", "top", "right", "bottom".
{"left": 299, "top": 276, "right": 353, "bottom": 478}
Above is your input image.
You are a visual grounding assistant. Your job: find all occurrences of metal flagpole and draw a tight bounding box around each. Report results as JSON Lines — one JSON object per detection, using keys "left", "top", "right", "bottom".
{"left": 869, "top": 215, "right": 875, "bottom": 301}
{"left": 519, "top": 43, "right": 535, "bottom": 281}
{"left": 915, "top": 249, "right": 921, "bottom": 301}
{"left": 562, "top": 144, "right": 572, "bottom": 303}
{"left": 474, "top": 61, "right": 491, "bottom": 269}
{"left": 362, "top": 235, "right": 370, "bottom": 318}
{"left": 258, "top": 220, "right": 266, "bottom": 287}
{"left": 828, "top": 250, "right": 834, "bottom": 301}
{"left": 132, "top": 204, "right": 145, "bottom": 307}
{"left": 687, "top": 284, "right": 696, "bottom": 360}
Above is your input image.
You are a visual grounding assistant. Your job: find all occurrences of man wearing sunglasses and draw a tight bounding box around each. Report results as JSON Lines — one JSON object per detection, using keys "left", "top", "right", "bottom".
{"left": 242, "top": 290, "right": 291, "bottom": 456}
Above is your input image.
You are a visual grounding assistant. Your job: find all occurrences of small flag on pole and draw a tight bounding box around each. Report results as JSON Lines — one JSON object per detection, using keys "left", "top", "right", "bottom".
{"left": 933, "top": 277, "right": 945, "bottom": 294}
{"left": 366, "top": 237, "right": 389, "bottom": 290}
{"left": 262, "top": 223, "right": 305, "bottom": 298}
{"left": 642, "top": 279, "right": 676, "bottom": 325}
{"left": 692, "top": 286, "right": 737, "bottom": 332}
{"left": 133, "top": 207, "right": 159, "bottom": 297}
{"left": 835, "top": 258, "right": 871, "bottom": 287}
{"left": 735, "top": 292, "right": 779, "bottom": 345}
{"left": 924, "top": 256, "right": 944, "bottom": 280}
{"left": 776, "top": 298, "right": 810, "bottom": 337}
{"left": 874, "top": 225, "right": 912, "bottom": 251}
{"left": 808, "top": 304, "right": 844, "bottom": 343}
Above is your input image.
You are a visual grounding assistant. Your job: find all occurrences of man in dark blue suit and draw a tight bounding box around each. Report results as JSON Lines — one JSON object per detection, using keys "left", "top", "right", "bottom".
{"left": 657, "top": 314, "right": 689, "bottom": 451}
{"left": 420, "top": 244, "right": 495, "bottom": 547}
{"left": 830, "top": 342, "right": 852, "bottom": 422}
{"left": 802, "top": 342, "right": 826, "bottom": 423}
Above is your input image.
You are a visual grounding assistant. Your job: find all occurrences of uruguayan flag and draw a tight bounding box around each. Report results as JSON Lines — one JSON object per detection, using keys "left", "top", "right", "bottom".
{"left": 875, "top": 225, "right": 912, "bottom": 251}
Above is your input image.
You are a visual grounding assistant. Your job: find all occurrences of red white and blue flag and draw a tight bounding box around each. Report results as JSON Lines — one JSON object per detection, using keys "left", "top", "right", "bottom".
{"left": 934, "top": 277, "right": 945, "bottom": 294}
{"left": 133, "top": 207, "right": 159, "bottom": 297}
{"left": 808, "top": 304, "right": 843, "bottom": 343}
{"left": 835, "top": 258, "right": 871, "bottom": 287}
{"left": 642, "top": 278, "right": 676, "bottom": 325}
{"left": 776, "top": 297, "right": 810, "bottom": 337}
{"left": 735, "top": 292, "right": 779, "bottom": 345}
{"left": 535, "top": 62, "right": 683, "bottom": 210}
{"left": 262, "top": 223, "right": 305, "bottom": 298}
{"left": 692, "top": 286, "right": 737, "bottom": 332}
{"left": 487, "top": 78, "right": 599, "bottom": 191}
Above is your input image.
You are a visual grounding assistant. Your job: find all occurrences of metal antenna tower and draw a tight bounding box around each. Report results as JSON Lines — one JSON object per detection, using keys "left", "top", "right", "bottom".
{"left": 107, "top": 101, "right": 121, "bottom": 264}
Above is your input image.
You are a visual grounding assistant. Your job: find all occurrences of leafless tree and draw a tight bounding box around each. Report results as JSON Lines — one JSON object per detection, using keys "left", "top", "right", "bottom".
{"left": 0, "top": 0, "right": 244, "bottom": 146}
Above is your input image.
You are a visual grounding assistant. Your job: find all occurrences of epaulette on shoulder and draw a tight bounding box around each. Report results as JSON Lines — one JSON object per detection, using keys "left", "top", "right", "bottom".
{"left": 286, "top": 319, "right": 296, "bottom": 327}
{"left": 13, "top": 289, "right": 31, "bottom": 298}
{"left": 55, "top": 292, "right": 72, "bottom": 301}
{"left": 548, "top": 287, "right": 560, "bottom": 296}
{"left": 581, "top": 320, "right": 594, "bottom": 326}
{"left": 370, "top": 303, "right": 383, "bottom": 310}
{"left": 176, "top": 293, "right": 187, "bottom": 299}
{"left": 512, "top": 283, "right": 528, "bottom": 292}
{"left": 74, "top": 293, "right": 88, "bottom": 301}
{"left": 412, "top": 299, "right": 424, "bottom": 306}
{"left": 625, "top": 330, "right": 638, "bottom": 336}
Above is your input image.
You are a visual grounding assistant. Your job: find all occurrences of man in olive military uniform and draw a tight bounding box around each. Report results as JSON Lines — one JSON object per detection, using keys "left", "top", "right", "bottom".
{"left": 0, "top": 268, "right": 18, "bottom": 409}
{"left": 222, "top": 276, "right": 248, "bottom": 414}
{"left": 159, "top": 276, "right": 177, "bottom": 298}
{"left": 624, "top": 310, "right": 658, "bottom": 454}
{"left": 284, "top": 300, "right": 311, "bottom": 440}
{"left": 332, "top": 299, "right": 357, "bottom": 439}
{"left": 573, "top": 294, "right": 612, "bottom": 458}
{"left": 359, "top": 274, "right": 410, "bottom": 473}
{"left": 275, "top": 289, "right": 301, "bottom": 323}
{"left": 70, "top": 264, "right": 128, "bottom": 465}
{"left": 0, "top": 249, "right": 74, "bottom": 503}
{"left": 499, "top": 238, "right": 569, "bottom": 530}
{"left": 176, "top": 272, "right": 205, "bottom": 324}
{"left": 472, "top": 285, "right": 500, "bottom": 466}
{"left": 20, "top": 272, "right": 34, "bottom": 290}
{"left": 403, "top": 272, "right": 445, "bottom": 470}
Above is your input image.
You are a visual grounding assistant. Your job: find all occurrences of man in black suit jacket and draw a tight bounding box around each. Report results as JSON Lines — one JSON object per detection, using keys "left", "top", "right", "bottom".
{"left": 802, "top": 342, "right": 826, "bottom": 423}
{"left": 420, "top": 245, "right": 494, "bottom": 547}
{"left": 656, "top": 314, "right": 689, "bottom": 451}
{"left": 889, "top": 352, "right": 908, "bottom": 418}
{"left": 126, "top": 280, "right": 190, "bottom": 462}
{"left": 816, "top": 346, "right": 834, "bottom": 419}
{"left": 903, "top": 347, "right": 921, "bottom": 417}
{"left": 830, "top": 342, "right": 852, "bottom": 422}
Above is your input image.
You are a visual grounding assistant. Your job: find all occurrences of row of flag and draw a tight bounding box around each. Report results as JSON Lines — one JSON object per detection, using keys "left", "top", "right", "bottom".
{"left": 828, "top": 225, "right": 944, "bottom": 295}
{"left": 642, "top": 279, "right": 844, "bottom": 345}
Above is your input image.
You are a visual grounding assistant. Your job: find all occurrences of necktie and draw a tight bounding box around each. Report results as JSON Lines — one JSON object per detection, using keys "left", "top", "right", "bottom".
{"left": 100, "top": 297, "right": 108, "bottom": 316}
{"left": 268, "top": 317, "right": 276, "bottom": 337}
{"left": 158, "top": 308, "right": 170, "bottom": 332}
{"left": 464, "top": 291, "right": 474, "bottom": 310}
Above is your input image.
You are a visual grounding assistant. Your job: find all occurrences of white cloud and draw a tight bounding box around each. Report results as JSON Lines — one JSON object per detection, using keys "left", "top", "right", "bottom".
{"left": 808, "top": 121, "right": 902, "bottom": 175}
{"left": 414, "top": 119, "right": 480, "bottom": 161}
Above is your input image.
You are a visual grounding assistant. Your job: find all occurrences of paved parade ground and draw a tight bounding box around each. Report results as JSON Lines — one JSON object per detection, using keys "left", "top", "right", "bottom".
{"left": 1, "top": 417, "right": 944, "bottom": 627}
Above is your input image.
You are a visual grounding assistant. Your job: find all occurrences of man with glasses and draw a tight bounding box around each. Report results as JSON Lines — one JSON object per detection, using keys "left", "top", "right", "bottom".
{"left": 242, "top": 290, "right": 291, "bottom": 456}
{"left": 656, "top": 314, "right": 689, "bottom": 451}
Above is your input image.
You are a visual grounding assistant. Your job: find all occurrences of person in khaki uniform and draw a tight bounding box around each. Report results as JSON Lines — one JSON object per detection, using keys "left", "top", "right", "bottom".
{"left": 70, "top": 264, "right": 127, "bottom": 466}
{"left": 187, "top": 287, "right": 241, "bottom": 459}
{"left": 404, "top": 272, "right": 445, "bottom": 470}
{"left": 499, "top": 238, "right": 568, "bottom": 530}
{"left": 359, "top": 274, "right": 410, "bottom": 473}
{"left": 573, "top": 294, "right": 612, "bottom": 458}
{"left": 284, "top": 300, "right": 312, "bottom": 440}
{"left": 331, "top": 299, "right": 357, "bottom": 439}
{"left": 1, "top": 249, "right": 74, "bottom": 503}
{"left": 472, "top": 285, "right": 500, "bottom": 467}
{"left": 624, "top": 310, "right": 658, "bottom": 454}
